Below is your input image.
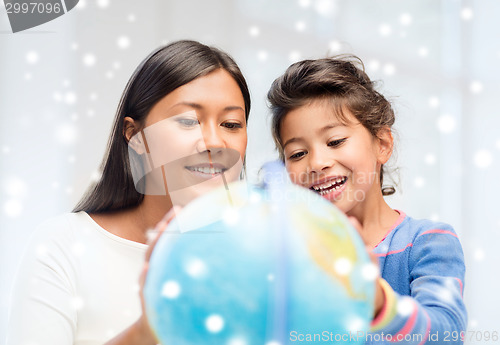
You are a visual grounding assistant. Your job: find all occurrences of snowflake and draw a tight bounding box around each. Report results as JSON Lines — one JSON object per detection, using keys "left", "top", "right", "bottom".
{"left": 436, "top": 114, "right": 456, "bottom": 133}
{"left": 379, "top": 23, "right": 392, "bottom": 36}
{"left": 4, "top": 199, "right": 23, "bottom": 217}
{"left": 161, "top": 280, "right": 181, "bottom": 299}
{"left": 473, "top": 248, "right": 485, "bottom": 261}
{"left": 184, "top": 257, "right": 208, "bottom": 278}
{"left": 328, "top": 40, "right": 341, "bottom": 54}
{"left": 333, "top": 257, "right": 352, "bottom": 276}
{"left": 26, "top": 51, "right": 39, "bottom": 64}
{"left": 56, "top": 124, "right": 78, "bottom": 144}
{"left": 295, "top": 21, "right": 306, "bottom": 32}
{"left": 64, "top": 91, "right": 77, "bottom": 105}
{"left": 298, "top": 0, "right": 311, "bottom": 8}
{"left": 383, "top": 63, "right": 396, "bottom": 76}
{"left": 288, "top": 51, "right": 302, "bottom": 63}
{"left": 257, "top": 50, "right": 268, "bottom": 62}
{"left": 470, "top": 81, "right": 483, "bottom": 94}
{"left": 399, "top": 13, "right": 412, "bottom": 26}
{"left": 71, "top": 296, "right": 84, "bottom": 310}
{"left": 397, "top": 297, "right": 415, "bottom": 316}
{"left": 117, "top": 36, "right": 130, "bottom": 49}
{"left": 227, "top": 337, "right": 248, "bottom": 345}
{"left": 97, "top": 0, "right": 110, "bottom": 9}
{"left": 83, "top": 54, "right": 96, "bottom": 67}
{"left": 428, "top": 96, "right": 440, "bottom": 108}
{"left": 461, "top": 7, "right": 473, "bottom": 21}
{"left": 223, "top": 207, "right": 239, "bottom": 226}
{"left": 4, "top": 176, "right": 27, "bottom": 198}
{"left": 418, "top": 47, "right": 429, "bottom": 57}
{"left": 414, "top": 177, "right": 425, "bottom": 188}
{"left": 205, "top": 314, "right": 224, "bottom": 333}
{"left": 76, "top": 0, "right": 87, "bottom": 10}
{"left": 314, "top": 0, "right": 335, "bottom": 16}
{"left": 424, "top": 153, "right": 436, "bottom": 165}
{"left": 367, "top": 59, "right": 380, "bottom": 72}
{"left": 249, "top": 26, "right": 260, "bottom": 37}
{"left": 473, "top": 150, "right": 492, "bottom": 169}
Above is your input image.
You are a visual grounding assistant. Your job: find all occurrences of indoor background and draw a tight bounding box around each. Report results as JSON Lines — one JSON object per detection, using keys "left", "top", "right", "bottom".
{"left": 1, "top": 0, "right": 499, "bottom": 342}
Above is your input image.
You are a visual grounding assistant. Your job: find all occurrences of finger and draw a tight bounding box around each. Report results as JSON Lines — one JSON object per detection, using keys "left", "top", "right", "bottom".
{"left": 139, "top": 262, "right": 149, "bottom": 291}
{"left": 138, "top": 263, "right": 149, "bottom": 315}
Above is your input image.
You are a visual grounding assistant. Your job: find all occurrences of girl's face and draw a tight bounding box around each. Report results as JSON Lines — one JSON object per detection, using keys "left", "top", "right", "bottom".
{"left": 280, "top": 99, "right": 391, "bottom": 215}
{"left": 127, "top": 69, "right": 247, "bottom": 205}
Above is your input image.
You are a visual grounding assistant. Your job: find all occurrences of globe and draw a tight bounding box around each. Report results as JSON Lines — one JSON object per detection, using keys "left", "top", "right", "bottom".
{"left": 144, "top": 162, "right": 375, "bottom": 345}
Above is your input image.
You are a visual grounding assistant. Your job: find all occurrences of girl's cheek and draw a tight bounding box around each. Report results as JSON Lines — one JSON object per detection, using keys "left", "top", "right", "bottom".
{"left": 287, "top": 166, "right": 301, "bottom": 185}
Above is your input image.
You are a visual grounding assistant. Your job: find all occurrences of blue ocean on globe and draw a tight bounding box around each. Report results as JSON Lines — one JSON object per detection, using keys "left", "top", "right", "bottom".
{"left": 144, "top": 163, "right": 375, "bottom": 345}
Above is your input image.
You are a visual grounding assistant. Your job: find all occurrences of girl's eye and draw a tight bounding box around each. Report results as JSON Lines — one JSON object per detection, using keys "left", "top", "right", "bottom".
{"left": 222, "top": 122, "right": 243, "bottom": 130}
{"left": 328, "top": 138, "right": 347, "bottom": 147}
{"left": 176, "top": 118, "right": 199, "bottom": 127}
{"left": 289, "top": 151, "right": 306, "bottom": 160}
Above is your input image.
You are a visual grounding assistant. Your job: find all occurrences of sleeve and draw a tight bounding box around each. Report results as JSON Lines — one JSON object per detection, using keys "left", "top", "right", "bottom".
{"left": 6, "top": 221, "right": 78, "bottom": 345}
{"left": 370, "top": 226, "right": 467, "bottom": 344}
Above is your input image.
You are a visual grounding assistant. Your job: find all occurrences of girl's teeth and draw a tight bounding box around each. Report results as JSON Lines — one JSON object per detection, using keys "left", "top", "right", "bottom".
{"left": 312, "top": 177, "right": 346, "bottom": 194}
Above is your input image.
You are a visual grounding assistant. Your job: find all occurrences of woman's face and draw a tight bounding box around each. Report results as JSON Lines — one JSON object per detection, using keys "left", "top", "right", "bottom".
{"left": 128, "top": 69, "right": 247, "bottom": 206}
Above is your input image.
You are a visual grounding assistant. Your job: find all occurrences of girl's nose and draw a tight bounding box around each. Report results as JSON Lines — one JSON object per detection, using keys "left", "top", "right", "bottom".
{"left": 307, "top": 148, "right": 334, "bottom": 174}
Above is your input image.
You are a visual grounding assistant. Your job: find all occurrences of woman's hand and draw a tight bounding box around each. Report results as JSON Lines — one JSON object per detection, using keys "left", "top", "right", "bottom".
{"left": 347, "top": 216, "right": 385, "bottom": 319}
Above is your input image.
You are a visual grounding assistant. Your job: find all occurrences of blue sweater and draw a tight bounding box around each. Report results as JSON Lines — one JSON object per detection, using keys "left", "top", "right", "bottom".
{"left": 368, "top": 211, "right": 467, "bottom": 344}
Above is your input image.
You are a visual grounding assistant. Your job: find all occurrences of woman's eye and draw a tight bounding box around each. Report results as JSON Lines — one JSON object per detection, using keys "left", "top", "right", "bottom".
{"left": 289, "top": 151, "right": 305, "bottom": 160}
{"left": 222, "top": 122, "right": 243, "bottom": 130}
{"left": 328, "top": 138, "right": 347, "bottom": 147}
{"left": 176, "top": 118, "right": 199, "bottom": 127}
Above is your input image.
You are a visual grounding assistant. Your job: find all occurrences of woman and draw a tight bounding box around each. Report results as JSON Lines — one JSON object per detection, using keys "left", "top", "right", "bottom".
{"left": 7, "top": 40, "right": 251, "bottom": 345}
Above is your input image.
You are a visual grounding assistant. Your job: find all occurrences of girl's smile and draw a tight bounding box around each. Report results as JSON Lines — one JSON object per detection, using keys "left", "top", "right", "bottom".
{"left": 309, "top": 175, "right": 348, "bottom": 200}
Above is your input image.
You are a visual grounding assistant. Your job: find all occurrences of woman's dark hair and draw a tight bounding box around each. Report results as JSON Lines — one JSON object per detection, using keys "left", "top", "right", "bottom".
{"left": 267, "top": 56, "right": 396, "bottom": 195}
{"left": 74, "top": 40, "right": 251, "bottom": 213}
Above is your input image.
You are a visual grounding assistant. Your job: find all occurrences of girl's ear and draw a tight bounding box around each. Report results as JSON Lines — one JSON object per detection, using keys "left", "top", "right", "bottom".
{"left": 124, "top": 117, "right": 146, "bottom": 154}
{"left": 375, "top": 127, "right": 393, "bottom": 165}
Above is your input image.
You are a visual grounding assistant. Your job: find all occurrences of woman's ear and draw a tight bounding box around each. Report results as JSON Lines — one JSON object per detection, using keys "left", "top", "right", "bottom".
{"left": 124, "top": 117, "right": 146, "bottom": 154}
{"left": 375, "top": 127, "right": 393, "bottom": 165}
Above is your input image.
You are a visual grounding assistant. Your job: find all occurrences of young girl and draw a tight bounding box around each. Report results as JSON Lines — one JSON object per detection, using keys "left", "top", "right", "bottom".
{"left": 267, "top": 57, "right": 466, "bottom": 344}
{"left": 7, "top": 40, "right": 250, "bottom": 345}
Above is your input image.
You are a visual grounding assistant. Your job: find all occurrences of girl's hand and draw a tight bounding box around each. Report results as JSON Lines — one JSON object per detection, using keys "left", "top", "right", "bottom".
{"left": 347, "top": 217, "right": 385, "bottom": 319}
{"left": 137, "top": 206, "right": 181, "bottom": 344}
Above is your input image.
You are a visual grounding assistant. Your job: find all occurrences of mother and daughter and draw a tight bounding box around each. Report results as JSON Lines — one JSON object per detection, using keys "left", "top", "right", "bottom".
{"left": 7, "top": 40, "right": 466, "bottom": 344}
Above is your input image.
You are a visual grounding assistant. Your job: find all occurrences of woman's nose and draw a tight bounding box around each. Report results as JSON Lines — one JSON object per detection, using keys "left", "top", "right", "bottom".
{"left": 196, "top": 124, "right": 225, "bottom": 153}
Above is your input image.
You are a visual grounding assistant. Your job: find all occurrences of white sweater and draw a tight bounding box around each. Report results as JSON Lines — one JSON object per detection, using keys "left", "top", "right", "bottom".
{"left": 6, "top": 212, "right": 147, "bottom": 345}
